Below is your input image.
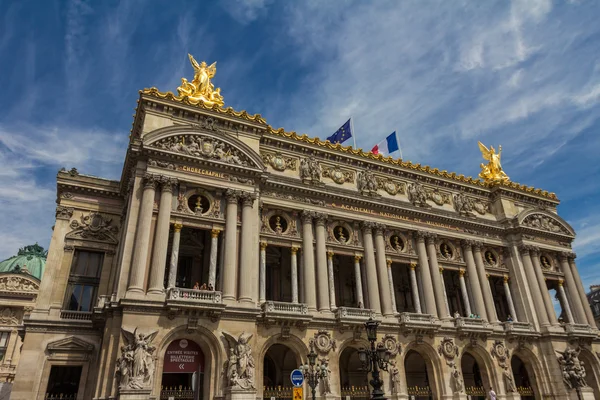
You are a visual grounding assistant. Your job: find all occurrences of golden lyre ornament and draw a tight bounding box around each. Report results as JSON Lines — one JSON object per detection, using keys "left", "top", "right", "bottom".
{"left": 477, "top": 141, "right": 509, "bottom": 184}
{"left": 176, "top": 54, "right": 224, "bottom": 107}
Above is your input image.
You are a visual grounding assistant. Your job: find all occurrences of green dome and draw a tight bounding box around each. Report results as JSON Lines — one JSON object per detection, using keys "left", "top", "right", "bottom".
{"left": 0, "top": 243, "right": 47, "bottom": 281}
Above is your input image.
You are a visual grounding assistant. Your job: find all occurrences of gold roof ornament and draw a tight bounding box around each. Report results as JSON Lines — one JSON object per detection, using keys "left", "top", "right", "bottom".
{"left": 176, "top": 54, "right": 224, "bottom": 107}
{"left": 478, "top": 141, "right": 509, "bottom": 184}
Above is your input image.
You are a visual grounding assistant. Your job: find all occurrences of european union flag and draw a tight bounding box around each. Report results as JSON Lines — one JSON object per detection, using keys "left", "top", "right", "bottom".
{"left": 326, "top": 118, "right": 352, "bottom": 144}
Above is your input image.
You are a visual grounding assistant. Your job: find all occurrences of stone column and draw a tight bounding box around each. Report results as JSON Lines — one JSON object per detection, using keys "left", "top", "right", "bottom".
{"left": 557, "top": 279, "right": 575, "bottom": 323}
{"left": 362, "top": 222, "right": 382, "bottom": 314}
{"left": 238, "top": 192, "right": 258, "bottom": 304}
{"left": 387, "top": 259, "right": 397, "bottom": 314}
{"left": 217, "top": 228, "right": 225, "bottom": 291}
{"left": 473, "top": 243, "right": 498, "bottom": 322}
{"left": 208, "top": 229, "right": 220, "bottom": 289}
{"left": 503, "top": 276, "right": 518, "bottom": 322}
{"left": 415, "top": 232, "right": 437, "bottom": 317}
{"left": 374, "top": 224, "right": 394, "bottom": 316}
{"left": 291, "top": 246, "right": 299, "bottom": 304}
{"left": 439, "top": 267, "right": 450, "bottom": 316}
{"left": 167, "top": 223, "right": 183, "bottom": 289}
{"left": 568, "top": 254, "right": 597, "bottom": 326}
{"left": 314, "top": 213, "right": 330, "bottom": 312}
{"left": 458, "top": 269, "right": 472, "bottom": 317}
{"left": 425, "top": 234, "right": 449, "bottom": 319}
{"left": 301, "top": 211, "right": 317, "bottom": 311}
{"left": 222, "top": 189, "right": 240, "bottom": 301}
{"left": 298, "top": 251, "right": 304, "bottom": 304}
{"left": 461, "top": 240, "right": 487, "bottom": 319}
{"left": 409, "top": 262, "right": 422, "bottom": 313}
{"left": 327, "top": 250, "right": 336, "bottom": 310}
{"left": 259, "top": 241, "right": 267, "bottom": 303}
{"left": 128, "top": 174, "right": 158, "bottom": 294}
{"left": 148, "top": 177, "right": 176, "bottom": 295}
{"left": 530, "top": 249, "right": 558, "bottom": 325}
{"left": 354, "top": 255, "right": 365, "bottom": 308}
{"left": 559, "top": 252, "right": 587, "bottom": 324}
{"left": 519, "top": 246, "right": 549, "bottom": 326}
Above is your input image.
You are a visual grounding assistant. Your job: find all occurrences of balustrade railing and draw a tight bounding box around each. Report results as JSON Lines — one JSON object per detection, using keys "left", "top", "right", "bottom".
{"left": 341, "top": 385, "right": 369, "bottom": 400}
{"left": 44, "top": 394, "right": 77, "bottom": 400}
{"left": 168, "top": 288, "right": 222, "bottom": 303}
{"left": 160, "top": 385, "right": 194, "bottom": 400}
{"left": 262, "top": 301, "right": 308, "bottom": 314}
{"left": 60, "top": 310, "right": 92, "bottom": 320}
{"left": 399, "top": 312, "right": 437, "bottom": 324}
{"left": 263, "top": 385, "right": 293, "bottom": 400}
{"left": 336, "top": 307, "right": 375, "bottom": 319}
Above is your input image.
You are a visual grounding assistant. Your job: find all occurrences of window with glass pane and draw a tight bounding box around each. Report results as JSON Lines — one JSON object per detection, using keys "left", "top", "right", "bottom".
{"left": 64, "top": 250, "right": 104, "bottom": 312}
{"left": 0, "top": 331, "right": 10, "bottom": 362}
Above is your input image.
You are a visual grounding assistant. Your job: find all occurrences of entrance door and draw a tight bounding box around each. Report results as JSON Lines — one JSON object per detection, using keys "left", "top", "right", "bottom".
{"left": 161, "top": 339, "right": 205, "bottom": 400}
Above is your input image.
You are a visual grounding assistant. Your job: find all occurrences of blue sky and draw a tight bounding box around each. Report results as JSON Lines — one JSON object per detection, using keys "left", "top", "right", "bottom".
{"left": 0, "top": 0, "right": 599, "bottom": 292}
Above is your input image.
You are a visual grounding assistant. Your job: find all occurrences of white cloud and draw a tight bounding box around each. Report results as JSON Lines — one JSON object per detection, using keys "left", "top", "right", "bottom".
{"left": 221, "top": 0, "right": 272, "bottom": 24}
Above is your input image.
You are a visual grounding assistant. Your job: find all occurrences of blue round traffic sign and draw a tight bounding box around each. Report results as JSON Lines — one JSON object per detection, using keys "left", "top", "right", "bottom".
{"left": 290, "top": 369, "right": 304, "bottom": 387}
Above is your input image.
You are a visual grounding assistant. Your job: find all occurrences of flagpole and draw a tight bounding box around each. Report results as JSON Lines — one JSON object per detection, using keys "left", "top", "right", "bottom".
{"left": 396, "top": 131, "right": 403, "bottom": 159}
{"left": 350, "top": 117, "right": 357, "bottom": 149}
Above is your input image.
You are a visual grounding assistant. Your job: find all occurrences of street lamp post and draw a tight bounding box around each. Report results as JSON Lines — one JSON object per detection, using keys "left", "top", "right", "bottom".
{"left": 301, "top": 343, "right": 326, "bottom": 400}
{"left": 358, "top": 318, "right": 392, "bottom": 400}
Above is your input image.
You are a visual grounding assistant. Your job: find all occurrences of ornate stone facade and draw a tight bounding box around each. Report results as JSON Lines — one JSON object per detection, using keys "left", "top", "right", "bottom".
{"left": 8, "top": 82, "right": 600, "bottom": 400}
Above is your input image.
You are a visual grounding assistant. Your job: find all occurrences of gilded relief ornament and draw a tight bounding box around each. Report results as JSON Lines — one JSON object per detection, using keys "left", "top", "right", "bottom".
{"left": 322, "top": 165, "right": 353, "bottom": 184}
{"left": 176, "top": 54, "right": 224, "bottom": 107}
{"left": 378, "top": 178, "right": 405, "bottom": 196}
{"left": 427, "top": 188, "right": 451, "bottom": 206}
{"left": 262, "top": 152, "right": 297, "bottom": 171}
{"left": 478, "top": 141, "right": 509, "bottom": 184}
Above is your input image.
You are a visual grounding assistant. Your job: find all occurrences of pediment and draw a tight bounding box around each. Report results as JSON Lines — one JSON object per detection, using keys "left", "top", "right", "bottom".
{"left": 47, "top": 336, "right": 95, "bottom": 353}
{"left": 0, "top": 273, "right": 39, "bottom": 295}
{"left": 517, "top": 209, "right": 574, "bottom": 237}
{"left": 144, "top": 125, "right": 265, "bottom": 171}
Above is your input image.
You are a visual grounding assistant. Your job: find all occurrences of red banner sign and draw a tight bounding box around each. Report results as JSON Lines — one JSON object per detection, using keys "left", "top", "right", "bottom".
{"left": 163, "top": 339, "right": 204, "bottom": 373}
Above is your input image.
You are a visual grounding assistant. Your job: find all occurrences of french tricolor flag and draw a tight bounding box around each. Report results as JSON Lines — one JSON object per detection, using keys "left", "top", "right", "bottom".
{"left": 371, "top": 132, "right": 400, "bottom": 156}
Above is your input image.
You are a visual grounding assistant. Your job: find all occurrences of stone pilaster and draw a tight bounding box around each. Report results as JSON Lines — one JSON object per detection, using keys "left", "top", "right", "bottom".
{"left": 415, "top": 231, "right": 437, "bottom": 317}
{"left": 148, "top": 176, "right": 177, "bottom": 295}
{"left": 314, "top": 213, "right": 330, "bottom": 312}
{"left": 458, "top": 269, "right": 472, "bottom": 317}
{"left": 473, "top": 242, "right": 498, "bottom": 322}
{"left": 222, "top": 189, "right": 240, "bottom": 301}
{"left": 409, "top": 262, "right": 422, "bottom": 314}
{"left": 374, "top": 224, "right": 394, "bottom": 316}
{"left": 291, "top": 246, "right": 299, "bottom": 304}
{"left": 461, "top": 240, "right": 487, "bottom": 319}
{"left": 238, "top": 192, "right": 258, "bottom": 304}
{"left": 127, "top": 174, "right": 158, "bottom": 295}
{"left": 558, "top": 252, "right": 587, "bottom": 324}
{"left": 301, "top": 211, "right": 317, "bottom": 311}
{"left": 354, "top": 255, "right": 365, "bottom": 308}
{"left": 362, "top": 222, "right": 381, "bottom": 314}
{"left": 167, "top": 223, "right": 183, "bottom": 289}
{"left": 425, "top": 234, "right": 449, "bottom": 319}
{"left": 519, "top": 245, "right": 549, "bottom": 326}
{"left": 530, "top": 248, "right": 558, "bottom": 325}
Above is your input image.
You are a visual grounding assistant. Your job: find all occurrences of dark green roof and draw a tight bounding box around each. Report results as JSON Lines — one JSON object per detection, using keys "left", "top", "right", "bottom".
{"left": 0, "top": 243, "right": 47, "bottom": 280}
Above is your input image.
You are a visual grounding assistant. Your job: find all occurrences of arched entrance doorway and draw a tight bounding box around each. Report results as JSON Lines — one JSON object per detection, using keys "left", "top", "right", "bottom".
{"left": 461, "top": 353, "right": 485, "bottom": 400}
{"left": 511, "top": 355, "right": 534, "bottom": 399}
{"left": 339, "top": 347, "right": 368, "bottom": 400}
{"left": 263, "top": 344, "right": 298, "bottom": 400}
{"left": 578, "top": 350, "right": 600, "bottom": 399}
{"left": 160, "top": 339, "right": 205, "bottom": 400}
{"left": 404, "top": 350, "right": 433, "bottom": 400}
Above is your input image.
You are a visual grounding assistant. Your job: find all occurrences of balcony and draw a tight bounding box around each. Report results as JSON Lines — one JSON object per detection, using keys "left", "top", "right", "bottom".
{"left": 564, "top": 323, "right": 598, "bottom": 341}
{"left": 502, "top": 321, "right": 539, "bottom": 341}
{"left": 335, "top": 307, "right": 375, "bottom": 329}
{"left": 398, "top": 312, "right": 441, "bottom": 335}
{"left": 260, "top": 301, "right": 312, "bottom": 326}
{"left": 165, "top": 288, "right": 226, "bottom": 317}
{"left": 60, "top": 310, "right": 92, "bottom": 321}
{"left": 454, "top": 317, "right": 493, "bottom": 339}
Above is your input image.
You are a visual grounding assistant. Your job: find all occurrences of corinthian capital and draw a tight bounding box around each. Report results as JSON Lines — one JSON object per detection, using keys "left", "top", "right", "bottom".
{"left": 472, "top": 241, "right": 484, "bottom": 251}
{"left": 361, "top": 221, "right": 376, "bottom": 233}
{"left": 300, "top": 210, "right": 316, "bottom": 223}
{"left": 518, "top": 245, "right": 537, "bottom": 255}
{"left": 314, "top": 212, "right": 328, "bottom": 225}
{"left": 159, "top": 176, "right": 178, "bottom": 193}
{"left": 240, "top": 191, "right": 257, "bottom": 207}
{"left": 142, "top": 173, "right": 159, "bottom": 189}
{"left": 374, "top": 223, "right": 386, "bottom": 235}
{"left": 414, "top": 230, "right": 428, "bottom": 242}
{"left": 425, "top": 232, "right": 437, "bottom": 246}
{"left": 558, "top": 251, "right": 571, "bottom": 262}
{"left": 56, "top": 206, "right": 74, "bottom": 220}
{"left": 460, "top": 239, "right": 476, "bottom": 249}
{"left": 225, "top": 189, "right": 241, "bottom": 203}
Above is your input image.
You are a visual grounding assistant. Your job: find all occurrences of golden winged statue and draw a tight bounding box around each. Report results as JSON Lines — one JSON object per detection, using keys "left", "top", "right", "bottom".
{"left": 176, "top": 53, "right": 224, "bottom": 107}
{"left": 478, "top": 141, "right": 509, "bottom": 184}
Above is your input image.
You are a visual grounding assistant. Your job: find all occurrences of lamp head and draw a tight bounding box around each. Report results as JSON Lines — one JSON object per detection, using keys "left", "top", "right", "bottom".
{"left": 364, "top": 318, "right": 380, "bottom": 341}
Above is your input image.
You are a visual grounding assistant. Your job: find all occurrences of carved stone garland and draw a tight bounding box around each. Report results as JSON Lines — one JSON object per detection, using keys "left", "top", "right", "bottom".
{"left": 490, "top": 340, "right": 509, "bottom": 368}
